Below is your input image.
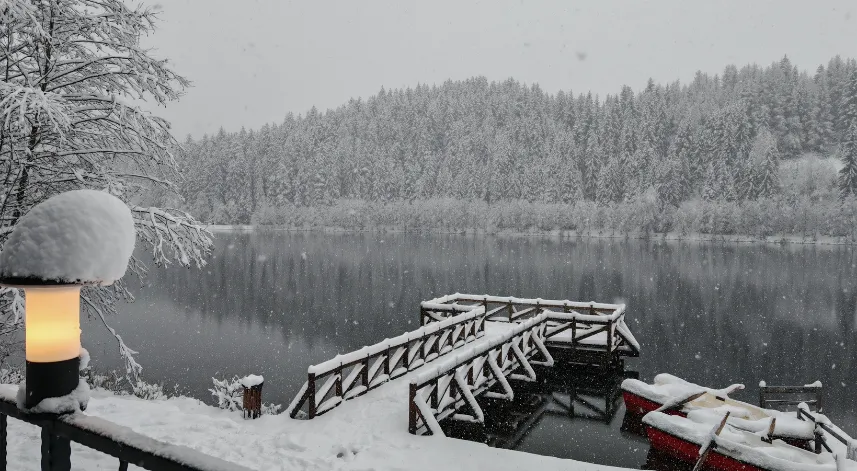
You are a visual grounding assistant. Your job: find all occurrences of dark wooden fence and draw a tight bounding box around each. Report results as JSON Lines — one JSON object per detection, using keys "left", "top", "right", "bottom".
{"left": 287, "top": 305, "right": 488, "bottom": 419}
{"left": 0, "top": 389, "right": 251, "bottom": 471}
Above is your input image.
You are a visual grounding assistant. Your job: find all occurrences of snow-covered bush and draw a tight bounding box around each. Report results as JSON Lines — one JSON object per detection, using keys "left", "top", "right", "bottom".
{"left": 210, "top": 375, "right": 282, "bottom": 415}
{"left": 131, "top": 381, "right": 169, "bottom": 401}
{"left": 82, "top": 369, "right": 125, "bottom": 394}
{"left": 210, "top": 376, "right": 244, "bottom": 411}
{"left": 261, "top": 403, "right": 283, "bottom": 415}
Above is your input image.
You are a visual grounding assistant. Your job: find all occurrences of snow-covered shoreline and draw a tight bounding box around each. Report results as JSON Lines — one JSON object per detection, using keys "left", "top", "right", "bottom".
{"left": 4, "top": 384, "right": 632, "bottom": 471}
{"left": 206, "top": 224, "right": 856, "bottom": 247}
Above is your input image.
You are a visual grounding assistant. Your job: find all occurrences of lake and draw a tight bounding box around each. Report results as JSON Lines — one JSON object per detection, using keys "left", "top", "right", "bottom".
{"left": 83, "top": 231, "right": 857, "bottom": 469}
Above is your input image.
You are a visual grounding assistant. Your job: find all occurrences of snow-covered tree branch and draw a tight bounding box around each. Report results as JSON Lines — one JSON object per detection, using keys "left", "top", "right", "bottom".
{"left": 0, "top": 0, "right": 212, "bottom": 382}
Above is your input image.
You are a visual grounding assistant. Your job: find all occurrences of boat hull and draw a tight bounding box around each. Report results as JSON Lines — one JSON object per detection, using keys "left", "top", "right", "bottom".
{"left": 646, "top": 425, "right": 766, "bottom": 471}
{"left": 622, "top": 391, "right": 686, "bottom": 417}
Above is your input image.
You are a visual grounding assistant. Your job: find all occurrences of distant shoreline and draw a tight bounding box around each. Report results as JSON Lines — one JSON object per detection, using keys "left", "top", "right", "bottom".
{"left": 205, "top": 224, "right": 856, "bottom": 246}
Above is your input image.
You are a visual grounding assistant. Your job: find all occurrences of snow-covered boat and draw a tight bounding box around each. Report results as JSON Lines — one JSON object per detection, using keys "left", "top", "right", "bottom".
{"left": 643, "top": 409, "right": 856, "bottom": 471}
{"left": 622, "top": 374, "right": 819, "bottom": 450}
{"left": 622, "top": 373, "right": 745, "bottom": 418}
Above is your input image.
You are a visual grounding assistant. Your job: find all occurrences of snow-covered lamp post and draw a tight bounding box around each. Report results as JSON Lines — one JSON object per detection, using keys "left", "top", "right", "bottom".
{"left": 0, "top": 190, "right": 135, "bottom": 410}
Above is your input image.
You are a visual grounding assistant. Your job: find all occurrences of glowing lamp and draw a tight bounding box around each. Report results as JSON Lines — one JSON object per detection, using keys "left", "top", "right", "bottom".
{"left": 24, "top": 285, "right": 82, "bottom": 363}
{"left": 0, "top": 279, "right": 84, "bottom": 408}
{"left": 0, "top": 189, "right": 136, "bottom": 410}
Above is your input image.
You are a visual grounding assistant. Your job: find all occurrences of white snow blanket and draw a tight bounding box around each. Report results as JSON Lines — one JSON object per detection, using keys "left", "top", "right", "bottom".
{"left": 0, "top": 190, "right": 135, "bottom": 285}
{"left": 643, "top": 411, "right": 856, "bottom": 471}
{"left": 0, "top": 323, "right": 633, "bottom": 471}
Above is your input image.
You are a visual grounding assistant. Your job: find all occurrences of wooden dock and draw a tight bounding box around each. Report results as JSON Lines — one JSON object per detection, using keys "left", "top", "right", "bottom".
{"left": 286, "top": 293, "right": 640, "bottom": 437}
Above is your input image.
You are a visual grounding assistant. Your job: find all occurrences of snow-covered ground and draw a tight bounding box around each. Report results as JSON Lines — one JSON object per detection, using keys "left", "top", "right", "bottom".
{"left": 5, "top": 320, "right": 630, "bottom": 470}
{"left": 5, "top": 378, "right": 630, "bottom": 471}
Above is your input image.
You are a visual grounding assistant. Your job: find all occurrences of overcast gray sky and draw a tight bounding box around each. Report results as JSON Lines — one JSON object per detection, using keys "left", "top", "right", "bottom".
{"left": 144, "top": 0, "right": 857, "bottom": 139}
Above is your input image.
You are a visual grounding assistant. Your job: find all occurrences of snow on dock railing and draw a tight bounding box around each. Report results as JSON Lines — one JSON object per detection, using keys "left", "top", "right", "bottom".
{"left": 422, "top": 293, "right": 623, "bottom": 311}
{"left": 289, "top": 306, "right": 489, "bottom": 419}
{"left": 421, "top": 293, "right": 626, "bottom": 325}
{"left": 408, "top": 314, "right": 555, "bottom": 436}
{"left": 0, "top": 387, "right": 252, "bottom": 471}
{"left": 421, "top": 293, "right": 639, "bottom": 356}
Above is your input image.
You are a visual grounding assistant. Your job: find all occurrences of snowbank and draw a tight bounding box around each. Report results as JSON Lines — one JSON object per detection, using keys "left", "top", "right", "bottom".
{"left": 0, "top": 190, "right": 135, "bottom": 285}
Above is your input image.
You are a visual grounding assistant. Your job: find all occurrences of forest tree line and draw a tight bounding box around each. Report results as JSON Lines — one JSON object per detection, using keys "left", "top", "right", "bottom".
{"left": 174, "top": 55, "right": 857, "bottom": 236}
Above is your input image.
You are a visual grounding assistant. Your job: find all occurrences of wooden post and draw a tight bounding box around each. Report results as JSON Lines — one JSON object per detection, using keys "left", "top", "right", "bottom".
{"left": 430, "top": 379, "right": 439, "bottom": 409}
{"left": 308, "top": 373, "right": 317, "bottom": 419}
{"left": 362, "top": 358, "right": 370, "bottom": 388}
{"left": 606, "top": 319, "right": 614, "bottom": 368}
{"left": 408, "top": 383, "right": 418, "bottom": 435}
{"left": 571, "top": 317, "right": 577, "bottom": 350}
{"left": 403, "top": 340, "right": 410, "bottom": 370}
{"left": 815, "top": 429, "right": 823, "bottom": 454}
{"left": 420, "top": 307, "right": 426, "bottom": 326}
{"left": 242, "top": 381, "right": 264, "bottom": 419}
{"left": 383, "top": 347, "right": 391, "bottom": 376}
{"left": 334, "top": 367, "right": 343, "bottom": 398}
{"left": 507, "top": 301, "right": 513, "bottom": 322}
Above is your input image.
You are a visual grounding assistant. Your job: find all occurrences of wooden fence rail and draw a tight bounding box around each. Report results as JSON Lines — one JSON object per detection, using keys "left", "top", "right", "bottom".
{"left": 421, "top": 294, "right": 640, "bottom": 361}
{"left": 796, "top": 405, "right": 857, "bottom": 458}
{"left": 408, "top": 314, "right": 555, "bottom": 436}
{"left": 0, "top": 389, "right": 251, "bottom": 471}
{"left": 288, "top": 305, "right": 488, "bottom": 419}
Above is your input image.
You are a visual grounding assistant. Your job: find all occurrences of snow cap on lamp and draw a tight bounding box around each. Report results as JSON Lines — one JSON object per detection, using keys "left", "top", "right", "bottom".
{"left": 0, "top": 189, "right": 136, "bottom": 286}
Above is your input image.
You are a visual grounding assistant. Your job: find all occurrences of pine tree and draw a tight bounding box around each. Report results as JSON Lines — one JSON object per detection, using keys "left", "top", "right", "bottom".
{"left": 840, "top": 120, "right": 857, "bottom": 199}
{"left": 841, "top": 68, "right": 857, "bottom": 144}
{"left": 753, "top": 129, "right": 781, "bottom": 198}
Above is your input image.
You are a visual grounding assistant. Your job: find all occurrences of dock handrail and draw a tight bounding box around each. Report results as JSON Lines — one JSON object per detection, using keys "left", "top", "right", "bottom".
{"left": 408, "top": 314, "right": 554, "bottom": 435}
{"left": 288, "top": 305, "right": 488, "bottom": 419}
{"left": 421, "top": 293, "right": 640, "bottom": 357}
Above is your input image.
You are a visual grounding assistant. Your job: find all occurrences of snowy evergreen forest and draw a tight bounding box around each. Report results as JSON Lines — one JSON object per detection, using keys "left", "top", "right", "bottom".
{"left": 177, "top": 55, "right": 857, "bottom": 238}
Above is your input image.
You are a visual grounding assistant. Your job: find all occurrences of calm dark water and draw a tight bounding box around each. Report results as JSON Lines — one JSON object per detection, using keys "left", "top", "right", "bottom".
{"left": 82, "top": 232, "right": 857, "bottom": 469}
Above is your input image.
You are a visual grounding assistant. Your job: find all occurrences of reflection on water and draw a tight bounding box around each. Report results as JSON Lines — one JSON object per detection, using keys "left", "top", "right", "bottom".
{"left": 445, "top": 365, "right": 649, "bottom": 468}
{"left": 81, "top": 232, "right": 857, "bottom": 466}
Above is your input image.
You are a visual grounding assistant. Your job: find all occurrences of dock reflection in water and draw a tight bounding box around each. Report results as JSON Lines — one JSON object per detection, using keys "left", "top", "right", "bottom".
{"left": 444, "top": 363, "right": 656, "bottom": 468}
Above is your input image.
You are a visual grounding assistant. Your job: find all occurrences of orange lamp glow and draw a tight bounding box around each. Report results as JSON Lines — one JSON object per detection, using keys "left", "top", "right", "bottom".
{"left": 24, "top": 286, "right": 81, "bottom": 363}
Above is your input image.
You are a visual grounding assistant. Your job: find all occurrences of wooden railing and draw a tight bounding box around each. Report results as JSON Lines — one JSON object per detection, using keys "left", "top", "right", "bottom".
{"left": 796, "top": 405, "right": 856, "bottom": 457}
{"left": 287, "top": 306, "right": 488, "bottom": 419}
{"left": 759, "top": 383, "right": 822, "bottom": 412}
{"left": 421, "top": 293, "right": 640, "bottom": 358}
{"left": 408, "top": 314, "right": 554, "bottom": 436}
{"left": 0, "top": 389, "right": 251, "bottom": 471}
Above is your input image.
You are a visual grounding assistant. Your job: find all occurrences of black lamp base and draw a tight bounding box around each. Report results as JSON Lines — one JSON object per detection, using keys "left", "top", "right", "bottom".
{"left": 25, "top": 357, "right": 80, "bottom": 409}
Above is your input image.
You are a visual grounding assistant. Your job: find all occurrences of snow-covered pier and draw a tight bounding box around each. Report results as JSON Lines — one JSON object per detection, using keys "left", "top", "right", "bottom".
{"left": 287, "top": 293, "right": 640, "bottom": 437}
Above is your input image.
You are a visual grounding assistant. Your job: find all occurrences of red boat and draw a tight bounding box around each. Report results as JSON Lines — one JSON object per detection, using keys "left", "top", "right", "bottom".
{"left": 623, "top": 374, "right": 819, "bottom": 451}
{"left": 643, "top": 410, "right": 851, "bottom": 471}
{"left": 622, "top": 373, "right": 744, "bottom": 418}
